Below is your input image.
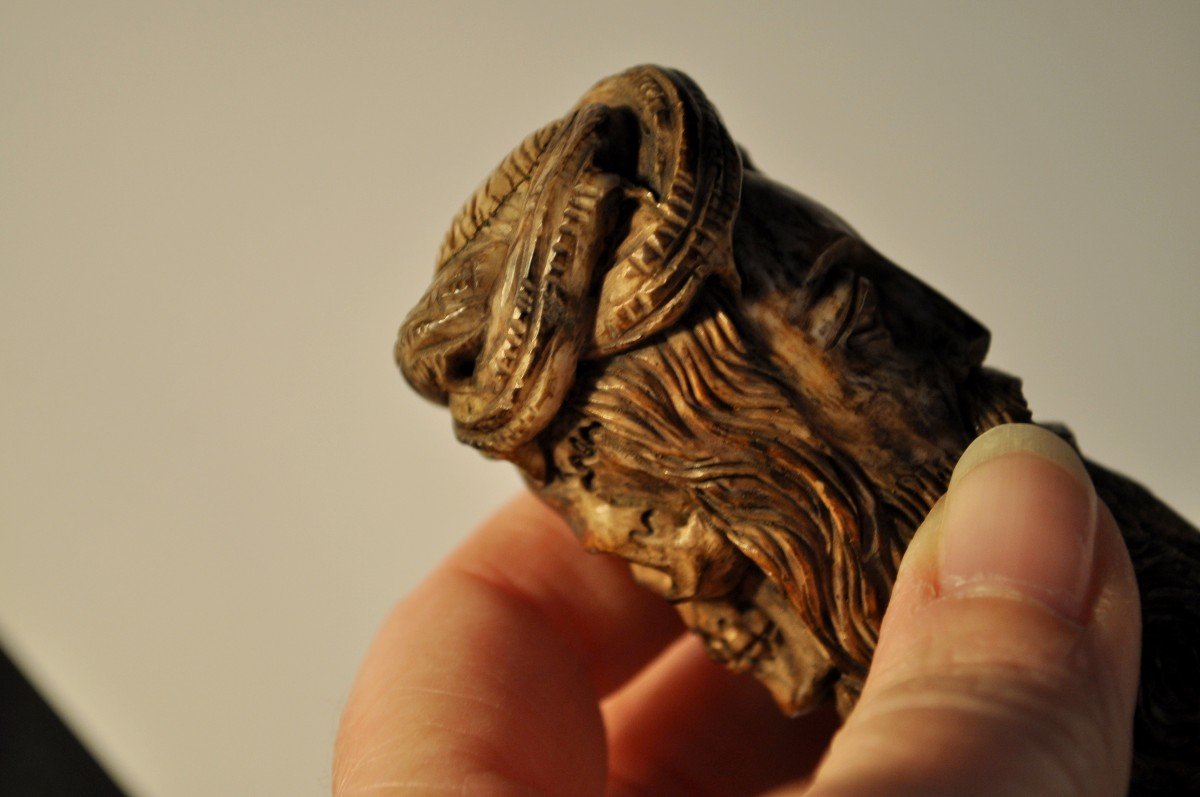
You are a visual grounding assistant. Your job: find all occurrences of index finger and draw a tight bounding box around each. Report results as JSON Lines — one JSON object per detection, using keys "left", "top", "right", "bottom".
{"left": 332, "top": 491, "right": 683, "bottom": 795}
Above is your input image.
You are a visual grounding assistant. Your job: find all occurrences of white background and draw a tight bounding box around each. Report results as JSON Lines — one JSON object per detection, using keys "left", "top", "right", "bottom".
{"left": 2, "top": 3, "right": 1197, "bottom": 795}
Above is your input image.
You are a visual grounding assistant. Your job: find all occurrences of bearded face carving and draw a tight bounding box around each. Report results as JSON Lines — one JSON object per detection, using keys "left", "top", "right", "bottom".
{"left": 396, "top": 66, "right": 1199, "bottom": 793}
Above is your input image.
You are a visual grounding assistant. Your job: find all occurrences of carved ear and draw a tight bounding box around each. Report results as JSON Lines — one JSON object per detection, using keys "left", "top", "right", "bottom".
{"left": 578, "top": 66, "right": 743, "bottom": 357}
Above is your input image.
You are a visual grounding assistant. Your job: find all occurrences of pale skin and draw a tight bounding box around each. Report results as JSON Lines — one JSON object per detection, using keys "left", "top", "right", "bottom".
{"left": 334, "top": 424, "right": 1141, "bottom": 796}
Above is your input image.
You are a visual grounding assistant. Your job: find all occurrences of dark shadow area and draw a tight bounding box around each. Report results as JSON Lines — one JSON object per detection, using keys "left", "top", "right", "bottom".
{"left": 0, "top": 644, "right": 127, "bottom": 796}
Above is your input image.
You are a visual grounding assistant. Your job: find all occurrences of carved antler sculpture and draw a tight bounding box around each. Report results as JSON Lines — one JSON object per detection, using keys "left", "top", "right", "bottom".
{"left": 396, "top": 65, "right": 1199, "bottom": 794}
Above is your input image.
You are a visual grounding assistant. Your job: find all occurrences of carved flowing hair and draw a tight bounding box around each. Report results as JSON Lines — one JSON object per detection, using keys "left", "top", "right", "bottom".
{"left": 571, "top": 295, "right": 904, "bottom": 685}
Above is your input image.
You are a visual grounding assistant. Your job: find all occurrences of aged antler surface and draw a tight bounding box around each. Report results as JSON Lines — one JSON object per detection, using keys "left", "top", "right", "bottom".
{"left": 396, "top": 65, "right": 1199, "bottom": 794}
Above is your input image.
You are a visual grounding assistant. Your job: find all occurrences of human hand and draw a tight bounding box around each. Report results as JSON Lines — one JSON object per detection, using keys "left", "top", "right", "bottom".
{"left": 333, "top": 424, "right": 1140, "bottom": 796}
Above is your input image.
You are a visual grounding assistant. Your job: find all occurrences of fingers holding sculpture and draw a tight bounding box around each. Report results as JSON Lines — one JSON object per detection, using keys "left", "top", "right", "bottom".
{"left": 799, "top": 424, "right": 1142, "bottom": 797}
{"left": 332, "top": 493, "right": 684, "bottom": 795}
{"left": 332, "top": 494, "right": 841, "bottom": 797}
{"left": 333, "top": 425, "right": 1140, "bottom": 797}
{"left": 603, "top": 635, "right": 840, "bottom": 797}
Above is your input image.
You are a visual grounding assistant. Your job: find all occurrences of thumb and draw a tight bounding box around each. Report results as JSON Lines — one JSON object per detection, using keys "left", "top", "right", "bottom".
{"left": 804, "top": 424, "right": 1141, "bottom": 797}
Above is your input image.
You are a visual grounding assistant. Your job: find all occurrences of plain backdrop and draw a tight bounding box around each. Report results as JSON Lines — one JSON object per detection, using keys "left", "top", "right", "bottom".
{"left": 2, "top": 2, "right": 1197, "bottom": 795}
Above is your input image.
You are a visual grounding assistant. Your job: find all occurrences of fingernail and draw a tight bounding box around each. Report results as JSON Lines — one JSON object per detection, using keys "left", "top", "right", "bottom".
{"left": 938, "top": 424, "right": 1098, "bottom": 620}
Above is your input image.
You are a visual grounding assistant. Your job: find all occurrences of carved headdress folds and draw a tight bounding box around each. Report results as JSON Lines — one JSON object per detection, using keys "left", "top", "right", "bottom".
{"left": 397, "top": 66, "right": 743, "bottom": 473}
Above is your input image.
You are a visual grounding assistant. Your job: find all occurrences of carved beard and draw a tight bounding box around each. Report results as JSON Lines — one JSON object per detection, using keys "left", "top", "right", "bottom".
{"left": 537, "top": 295, "right": 1038, "bottom": 718}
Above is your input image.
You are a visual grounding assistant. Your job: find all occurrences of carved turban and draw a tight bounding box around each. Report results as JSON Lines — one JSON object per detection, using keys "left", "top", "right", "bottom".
{"left": 396, "top": 66, "right": 742, "bottom": 477}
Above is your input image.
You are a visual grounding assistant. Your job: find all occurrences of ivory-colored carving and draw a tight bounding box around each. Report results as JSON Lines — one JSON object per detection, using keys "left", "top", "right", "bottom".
{"left": 396, "top": 66, "right": 1199, "bottom": 794}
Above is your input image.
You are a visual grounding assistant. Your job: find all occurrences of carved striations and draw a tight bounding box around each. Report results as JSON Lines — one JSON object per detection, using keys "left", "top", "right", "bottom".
{"left": 395, "top": 65, "right": 1200, "bottom": 795}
